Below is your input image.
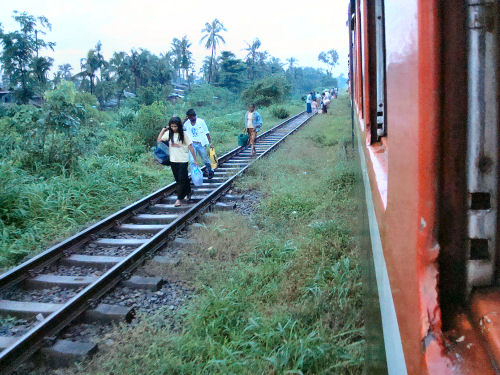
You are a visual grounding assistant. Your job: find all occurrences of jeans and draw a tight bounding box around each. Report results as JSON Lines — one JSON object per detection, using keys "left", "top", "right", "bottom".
{"left": 170, "top": 162, "right": 191, "bottom": 200}
{"left": 190, "top": 142, "right": 213, "bottom": 173}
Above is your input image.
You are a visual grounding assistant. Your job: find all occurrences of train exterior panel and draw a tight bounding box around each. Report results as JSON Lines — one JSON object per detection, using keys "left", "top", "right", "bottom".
{"left": 349, "top": 0, "right": 500, "bottom": 373}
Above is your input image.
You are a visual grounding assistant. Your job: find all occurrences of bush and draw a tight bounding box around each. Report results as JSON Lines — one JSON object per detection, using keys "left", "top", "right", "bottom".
{"left": 135, "top": 101, "right": 170, "bottom": 146}
{"left": 270, "top": 105, "right": 290, "bottom": 119}
{"left": 186, "top": 84, "right": 236, "bottom": 107}
{"left": 137, "top": 85, "right": 171, "bottom": 106}
{"left": 241, "top": 75, "right": 291, "bottom": 107}
{"left": 118, "top": 107, "right": 137, "bottom": 128}
{"left": 97, "top": 129, "right": 146, "bottom": 161}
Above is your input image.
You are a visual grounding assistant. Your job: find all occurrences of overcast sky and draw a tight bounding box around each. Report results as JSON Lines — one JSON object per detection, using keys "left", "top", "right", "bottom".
{"left": 1, "top": 0, "right": 349, "bottom": 78}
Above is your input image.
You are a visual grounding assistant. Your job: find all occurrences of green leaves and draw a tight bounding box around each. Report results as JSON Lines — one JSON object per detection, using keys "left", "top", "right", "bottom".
{"left": 241, "top": 75, "right": 291, "bottom": 107}
{"left": 0, "top": 11, "right": 54, "bottom": 103}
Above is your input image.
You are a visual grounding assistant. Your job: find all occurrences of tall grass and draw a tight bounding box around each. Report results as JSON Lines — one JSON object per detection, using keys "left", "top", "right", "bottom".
{"left": 72, "top": 96, "right": 364, "bottom": 374}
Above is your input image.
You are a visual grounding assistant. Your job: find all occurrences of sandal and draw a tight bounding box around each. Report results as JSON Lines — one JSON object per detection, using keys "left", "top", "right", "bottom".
{"left": 174, "top": 200, "right": 182, "bottom": 207}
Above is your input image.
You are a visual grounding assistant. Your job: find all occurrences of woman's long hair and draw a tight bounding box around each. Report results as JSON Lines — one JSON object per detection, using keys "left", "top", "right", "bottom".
{"left": 168, "top": 116, "right": 185, "bottom": 144}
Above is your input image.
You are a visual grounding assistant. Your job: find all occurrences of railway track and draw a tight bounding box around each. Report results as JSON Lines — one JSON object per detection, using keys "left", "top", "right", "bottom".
{"left": 0, "top": 110, "right": 314, "bottom": 373}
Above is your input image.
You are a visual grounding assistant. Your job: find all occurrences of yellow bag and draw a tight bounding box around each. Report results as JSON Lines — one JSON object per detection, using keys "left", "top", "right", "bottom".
{"left": 209, "top": 146, "right": 218, "bottom": 169}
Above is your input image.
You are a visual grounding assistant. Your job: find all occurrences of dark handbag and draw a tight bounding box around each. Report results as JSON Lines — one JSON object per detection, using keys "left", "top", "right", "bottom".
{"left": 154, "top": 141, "right": 170, "bottom": 165}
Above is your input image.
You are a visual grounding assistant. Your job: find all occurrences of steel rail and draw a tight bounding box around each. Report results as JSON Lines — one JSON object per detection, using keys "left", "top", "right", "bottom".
{"left": 0, "top": 111, "right": 313, "bottom": 374}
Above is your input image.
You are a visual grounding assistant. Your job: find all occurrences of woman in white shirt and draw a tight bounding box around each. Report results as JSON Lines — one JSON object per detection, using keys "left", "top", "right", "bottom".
{"left": 157, "top": 117, "right": 198, "bottom": 207}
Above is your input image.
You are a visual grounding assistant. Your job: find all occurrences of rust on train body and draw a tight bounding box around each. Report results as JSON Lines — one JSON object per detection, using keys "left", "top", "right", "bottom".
{"left": 349, "top": 0, "right": 500, "bottom": 373}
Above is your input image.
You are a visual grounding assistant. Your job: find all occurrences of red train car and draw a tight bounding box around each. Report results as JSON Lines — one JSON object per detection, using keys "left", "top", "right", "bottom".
{"left": 348, "top": 0, "right": 500, "bottom": 373}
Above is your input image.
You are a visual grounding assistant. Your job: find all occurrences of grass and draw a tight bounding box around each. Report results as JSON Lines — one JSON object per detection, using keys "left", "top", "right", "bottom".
{"left": 0, "top": 101, "right": 303, "bottom": 269}
{"left": 69, "top": 95, "right": 364, "bottom": 374}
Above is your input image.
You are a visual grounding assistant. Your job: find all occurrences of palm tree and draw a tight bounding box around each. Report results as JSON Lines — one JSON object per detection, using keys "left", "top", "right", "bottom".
{"left": 244, "top": 38, "right": 261, "bottom": 81}
{"left": 78, "top": 42, "right": 105, "bottom": 94}
{"left": 31, "top": 55, "right": 53, "bottom": 92}
{"left": 172, "top": 36, "right": 192, "bottom": 83}
{"left": 170, "top": 38, "right": 183, "bottom": 83}
{"left": 109, "top": 52, "right": 129, "bottom": 106}
{"left": 286, "top": 57, "right": 298, "bottom": 80}
{"left": 200, "top": 19, "right": 226, "bottom": 84}
{"left": 58, "top": 63, "right": 73, "bottom": 80}
{"left": 127, "top": 49, "right": 142, "bottom": 91}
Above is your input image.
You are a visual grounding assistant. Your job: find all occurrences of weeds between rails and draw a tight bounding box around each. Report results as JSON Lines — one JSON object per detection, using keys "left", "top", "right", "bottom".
{"left": 70, "top": 96, "right": 364, "bottom": 375}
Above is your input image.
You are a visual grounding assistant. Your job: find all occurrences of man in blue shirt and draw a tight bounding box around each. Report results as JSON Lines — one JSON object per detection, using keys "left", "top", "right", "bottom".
{"left": 183, "top": 109, "right": 214, "bottom": 179}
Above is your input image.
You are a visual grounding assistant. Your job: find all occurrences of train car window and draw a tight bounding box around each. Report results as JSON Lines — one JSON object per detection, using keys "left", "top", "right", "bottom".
{"left": 375, "top": 0, "right": 386, "bottom": 138}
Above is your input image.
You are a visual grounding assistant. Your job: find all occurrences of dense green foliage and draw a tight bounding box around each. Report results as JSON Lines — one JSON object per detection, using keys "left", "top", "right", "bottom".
{"left": 269, "top": 105, "right": 290, "bottom": 119}
{"left": 72, "top": 96, "right": 364, "bottom": 374}
{"left": 0, "top": 11, "right": 55, "bottom": 102}
{"left": 241, "top": 75, "right": 291, "bottom": 106}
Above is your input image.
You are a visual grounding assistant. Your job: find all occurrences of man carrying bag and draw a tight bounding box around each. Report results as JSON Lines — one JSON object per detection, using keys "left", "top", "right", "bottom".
{"left": 183, "top": 109, "right": 215, "bottom": 179}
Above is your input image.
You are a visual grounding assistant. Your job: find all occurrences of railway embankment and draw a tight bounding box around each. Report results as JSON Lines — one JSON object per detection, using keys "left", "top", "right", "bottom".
{"left": 69, "top": 96, "right": 364, "bottom": 374}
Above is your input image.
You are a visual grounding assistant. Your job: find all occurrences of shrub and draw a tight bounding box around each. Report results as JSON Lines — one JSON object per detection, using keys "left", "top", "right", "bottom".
{"left": 241, "top": 75, "right": 291, "bottom": 107}
{"left": 270, "top": 105, "right": 290, "bottom": 119}
{"left": 135, "top": 101, "right": 170, "bottom": 146}
{"left": 186, "top": 84, "right": 236, "bottom": 107}
{"left": 137, "top": 85, "right": 171, "bottom": 106}
{"left": 118, "top": 107, "right": 137, "bottom": 128}
{"left": 10, "top": 105, "right": 42, "bottom": 133}
{"left": 97, "top": 129, "right": 146, "bottom": 161}
{"left": 75, "top": 90, "right": 99, "bottom": 108}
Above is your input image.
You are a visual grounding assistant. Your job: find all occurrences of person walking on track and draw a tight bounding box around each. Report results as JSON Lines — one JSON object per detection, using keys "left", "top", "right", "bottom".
{"left": 244, "top": 103, "right": 262, "bottom": 157}
{"left": 158, "top": 117, "right": 198, "bottom": 207}
{"left": 183, "top": 109, "right": 215, "bottom": 179}
{"left": 306, "top": 92, "right": 312, "bottom": 113}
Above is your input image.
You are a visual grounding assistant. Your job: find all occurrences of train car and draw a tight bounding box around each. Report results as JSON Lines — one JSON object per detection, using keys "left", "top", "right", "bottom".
{"left": 348, "top": 0, "right": 499, "bottom": 373}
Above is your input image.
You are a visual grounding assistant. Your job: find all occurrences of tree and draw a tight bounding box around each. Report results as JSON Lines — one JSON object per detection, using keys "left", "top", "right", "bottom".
{"left": 286, "top": 57, "right": 298, "bottom": 78}
{"left": 38, "top": 81, "right": 85, "bottom": 169}
{"left": 244, "top": 38, "right": 261, "bottom": 81}
{"left": 170, "top": 38, "right": 182, "bottom": 82}
{"left": 200, "top": 19, "right": 226, "bottom": 84}
{"left": 57, "top": 63, "right": 73, "bottom": 80}
{"left": 241, "top": 74, "right": 291, "bottom": 107}
{"left": 217, "top": 51, "right": 247, "bottom": 92}
{"left": 318, "top": 49, "right": 339, "bottom": 76}
{"left": 127, "top": 49, "right": 143, "bottom": 91}
{"left": 0, "top": 11, "right": 55, "bottom": 103}
{"left": 179, "top": 36, "right": 192, "bottom": 82}
{"left": 77, "top": 41, "right": 106, "bottom": 95}
{"left": 109, "top": 51, "right": 130, "bottom": 106}
{"left": 31, "top": 55, "right": 53, "bottom": 92}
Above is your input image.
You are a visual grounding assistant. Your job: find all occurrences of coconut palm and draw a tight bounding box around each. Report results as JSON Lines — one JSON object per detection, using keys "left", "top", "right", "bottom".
{"left": 172, "top": 36, "right": 192, "bottom": 83}
{"left": 31, "top": 55, "right": 53, "bottom": 92}
{"left": 200, "top": 19, "right": 226, "bottom": 84}
{"left": 78, "top": 42, "right": 105, "bottom": 94}
{"left": 286, "top": 57, "right": 298, "bottom": 80}
{"left": 244, "top": 38, "right": 261, "bottom": 81}
{"left": 57, "top": 63, "right": 73, "bottom": 80}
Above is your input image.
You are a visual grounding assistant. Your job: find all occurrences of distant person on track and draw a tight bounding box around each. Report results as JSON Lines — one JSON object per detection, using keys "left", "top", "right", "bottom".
{"left": 306, "top": 92, "right": 312, "bottom": 113}
{"left": 183, "top": 109, "right": 215, "bottom": 179}
{"left": 321, "top": 93, "right": 330, "bottom": 114}
{"left": 316, "top": 92, "right": 321, "bottom": 110}
{"left": 244, "top": 103, "right": 262, "bottom": 157}
{"left": 158, "top": 117, "right": 198, "bottom": 207}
